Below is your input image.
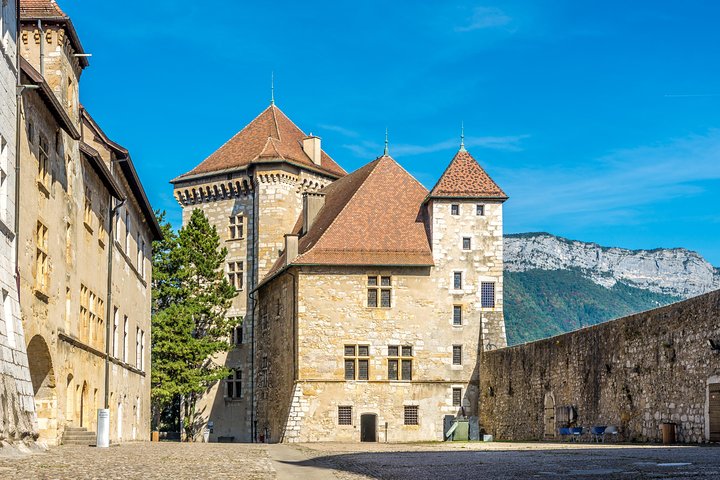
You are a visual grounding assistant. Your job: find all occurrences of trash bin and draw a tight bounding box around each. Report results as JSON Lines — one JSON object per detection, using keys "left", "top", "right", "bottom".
{"left": 661, "top": 422, "right": 676, "bottom": 444}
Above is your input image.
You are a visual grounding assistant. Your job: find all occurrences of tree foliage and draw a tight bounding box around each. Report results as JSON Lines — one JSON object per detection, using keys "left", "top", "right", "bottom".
{"left": 151, "top": 209, "right": 239, "bottom": 436}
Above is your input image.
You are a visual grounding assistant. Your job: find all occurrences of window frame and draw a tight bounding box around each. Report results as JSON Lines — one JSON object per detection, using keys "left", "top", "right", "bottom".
{"left": 229, "top": 214, "right": 244, "bottom": 240}
{"left": 452, "top": 387, "right": 462, "bottom": 407}
{"left": 227, "top": 261, "right": 244, "bottom": 291}
{"left": 462, "top": 237, "right": 471, "bottom": 250}
{"left": 453, "top": 305, "right": 462, "bottom": 326}
{"left": 367, "top": 275, "right": 392, "bottom": 308}
{"left": 452, "top": 344, "right": 463, "bottom": 366}
{"left": 404, "top": 405, "right": 419, "bottom": 426}
{"left": 388, "top": 345, "right": 413, "bottom": 381}
{"left": 338, "top": 406, "right": 353, "bottom": 426}
{"left": 35, "top": 221, "right": 49, "bottom": 293}
{"left": 476, "top": 204, "right": 485, "bottom": 216}
{"left": 450, "top": 204, "right": 460, "bottom": 216}
{"left": 481, "top": 281, "right": 496, "bottom": 308}
{"left": 225, "top": 368, "right": 242, "bottom": 399}
{"left": 344, "top": 344, "right": 370, "bottom": 381}
{"left": 453, "top": 271, "right": 463, "bottom": 290}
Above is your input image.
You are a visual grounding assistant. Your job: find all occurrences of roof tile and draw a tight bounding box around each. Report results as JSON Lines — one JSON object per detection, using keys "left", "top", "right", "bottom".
{"left": 20, "top": 0, "right": 68, "bottom": 18}
{"left": 428, "top": 149, "right": 507, "bottom": 199}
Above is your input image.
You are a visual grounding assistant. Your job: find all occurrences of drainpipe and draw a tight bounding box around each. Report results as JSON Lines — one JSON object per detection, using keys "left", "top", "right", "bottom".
{"left": 105, "top": 197, "right": 125, "bottom": 409}
{"left": 37, "top": 20, "right": 44, "bottom": 77}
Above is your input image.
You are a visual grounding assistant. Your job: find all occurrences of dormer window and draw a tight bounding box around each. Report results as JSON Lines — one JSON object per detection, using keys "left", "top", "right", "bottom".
{"left": 451, "top": 204, "right": 460, "bottom": 215}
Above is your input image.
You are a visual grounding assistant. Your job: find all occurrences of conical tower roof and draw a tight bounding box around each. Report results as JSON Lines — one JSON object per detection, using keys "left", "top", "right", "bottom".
{"left": 428, "top": 149, "right": 507, "bottom": 200}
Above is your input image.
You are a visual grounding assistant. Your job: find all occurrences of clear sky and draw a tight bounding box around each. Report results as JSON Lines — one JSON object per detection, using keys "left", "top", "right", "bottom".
{"left": 61, "top": 1, "right": 720, "bottom": 265}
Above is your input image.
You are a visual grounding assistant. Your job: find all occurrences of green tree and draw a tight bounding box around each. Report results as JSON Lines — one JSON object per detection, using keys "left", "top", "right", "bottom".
{"left": 151, "top": 209, "right": 239, "bottom": 439}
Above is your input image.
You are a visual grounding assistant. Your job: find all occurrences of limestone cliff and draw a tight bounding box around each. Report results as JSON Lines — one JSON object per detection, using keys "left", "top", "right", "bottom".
{"left": 505, "top": 232, "right": 720, "bottom": 299}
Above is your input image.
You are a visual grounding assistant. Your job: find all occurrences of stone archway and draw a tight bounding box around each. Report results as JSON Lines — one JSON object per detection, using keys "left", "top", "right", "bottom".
{"left": 544, "top": 392, "right": 556, "bottom": 438}
{"left": 27, "top": 335, "right": 58, "bottom": 444}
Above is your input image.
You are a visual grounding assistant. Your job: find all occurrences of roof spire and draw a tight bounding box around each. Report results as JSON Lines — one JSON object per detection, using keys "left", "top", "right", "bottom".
{"left": 459, "top": 121, "right": 466, "bottom": 152}
{"left": 271, "top": 71, "right": 275, "bottom": 105}
{"left": 384, "top": 128, "right": 389, "bottom": 156}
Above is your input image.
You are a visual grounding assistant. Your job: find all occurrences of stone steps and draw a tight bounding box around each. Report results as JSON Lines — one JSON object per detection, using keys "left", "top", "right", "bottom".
{"left": 62, "top": 427, "right": 97, "bottom": 446}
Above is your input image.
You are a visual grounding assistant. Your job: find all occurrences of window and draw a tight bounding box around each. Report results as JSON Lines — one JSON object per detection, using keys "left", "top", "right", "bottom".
{"left": 232, "top": 321, "right": 243, "bottom": 345}
{"left": 453, "top": 305, "right": 462, "bottom": 326}
{"left": 344, "top": 344, "right": 369, "bottom": 380}
{"left": 388, "top": 345, "right": 413, "bottom": 381}
{"left": 28, "top": 120, "right": 35, "bottom": 144}
{"left": 80, "top": 285, "right": 89, "bottom": 340}
{"left": 227, "top": 261, "right": 243, "bottom": 290}
{"left": 123, "top": 316, "right": 129, "bottom": 362}
{"left": 136, "top": 234, "right": 143, "bottom": 271}
{"left": 140, "top": 239, "right": 146, "bottom": 278}
{"left": 35, "top": 222, "right": 49, "bottom": 293}
{"left": 229, "top": 215, "right": 244, "bottom": 240}
{"left": 451, "top": 204, "right": 459, "bottom": 215}
{"left": 98, "top": 209, "right": 106, "bottom": 247}
{"left": 140, "top": 330, "right": 146, "bottom": 371}
{"left": 338, "top": 406, "right": 352, "bottom": 426}
{"left": 2, "top": 290, "right": 13, "bottom": 348}
{"left": 453, "top": 272, "right": 462, "bottom": 290}
{"left": 481, "top": 282, "right": 496, "bottom": 308}
{"left": 452, "top": 388, "right": 462, "bottom": 407}
{"left": 404, "top": 405, "right": 419, "bottom": 426}
{"left": 462, "top": 237, "right": 471, "bottom": 250}
{"left": 226, "top": 369, "right": 242, "bottom": 399}
{"left": 84, "top": 186, "right": 93, "bottom": 230}
{"left": 136, "top": 327, "right": 141, "bottom": 368}
{"left": 367, "top": 275, "right": 391, "bottom": 308}
{"left": 476, "top": 204, "right": 485, "bottom": 216}
{"left": 0, "top": 137, "right": 7, "bottom": 222}
{"left": 112, "top": 307, "right": 119, "bottom": 358}
{"left": 37, "top": 134, "right": 50, "bottom": 192}
{"left": 124, "top": 211, "right": 131, "bottom": 253}
{"left": 452, "top": 345, "right": 463, "bottom": 365}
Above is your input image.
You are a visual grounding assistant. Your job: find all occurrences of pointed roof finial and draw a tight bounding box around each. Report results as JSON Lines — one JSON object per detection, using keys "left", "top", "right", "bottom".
{"left": 271, "top": 71, "right": 275, "bottom": 105}
{"left": 460, "top": 121, "right": 466, "bottom": 152}
{"left": 384, "top": 128, "right": 389, "bottom": 156}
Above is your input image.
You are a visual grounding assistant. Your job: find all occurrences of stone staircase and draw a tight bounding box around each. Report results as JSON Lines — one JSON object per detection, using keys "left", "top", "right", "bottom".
{"left": 62, "top": 426, "right": 97, "bottom": 446}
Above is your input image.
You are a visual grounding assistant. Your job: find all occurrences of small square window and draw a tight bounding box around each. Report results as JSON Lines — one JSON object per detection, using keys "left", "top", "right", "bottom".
{"left": 451, "top": 204, "right": 460, "bottom": 215}
{"left": 462, "top": 237, "right": 471, "bottom": 250}
{"left": 452, "top": 388, "right": 462, "bottom": 407}
{"left": 344, "top": 345, "right": 356, "bottom": 356}
{"left": 338, "top": 406, "right": 352, "bottom": 425}
{"left": 404, "top": 405, "right": 419, "bottom": 425}
{"left": 388, "top": 345, "right": 399, "bottom": 357}
{"left": 452, "top": 345, "right": 463, "bottom": 365}
{"left": 358, "top": 345, "right": 369, "bottom": 357}
{"left": 453, "top": 305, "right": 462, "bottom": 326}
{"left": 476, "top": 204, "right": 485, "bottom": 216}
{"left": 453, "top": 272, "right": 463, "bottom": 290}
{"left": 401, "top": 346, "right": 413, "bottom": 357}
{"left": 380, "top": 276, "right": 391, "bottom": 286}
{"left": 368, "top": 276, "right": 378, "bottom": 286}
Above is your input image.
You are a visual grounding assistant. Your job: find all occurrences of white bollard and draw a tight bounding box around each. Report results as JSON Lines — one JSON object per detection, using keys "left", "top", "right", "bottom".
{"left": 97, "top": 409, "right": 110, "bottom": 448}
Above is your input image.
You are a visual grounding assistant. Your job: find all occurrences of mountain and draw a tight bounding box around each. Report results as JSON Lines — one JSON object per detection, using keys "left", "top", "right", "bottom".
{"left": 503, "top": 233, "right": 720, "bottom": 345}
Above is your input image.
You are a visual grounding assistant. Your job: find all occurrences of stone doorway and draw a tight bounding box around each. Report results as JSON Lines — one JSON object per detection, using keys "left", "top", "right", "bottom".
{"left": 27, "top": 335, "right": 58, "bottom": 444}
{"left": 544, "top": 392, "right": 556, "bottom": 438}
{"left": 710, "top": 383, "right": 720, "bottom": 442}
{"left": 360, "top": 414, "right": 377, "bottom": 442}
{"left": 79, "top": 382, "right": 88, "bottom": 427}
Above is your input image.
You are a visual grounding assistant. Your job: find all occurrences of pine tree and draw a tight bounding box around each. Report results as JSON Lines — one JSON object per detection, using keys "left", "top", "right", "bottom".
{"left": 151, "top": 209, "right": 239, "bottom": 438}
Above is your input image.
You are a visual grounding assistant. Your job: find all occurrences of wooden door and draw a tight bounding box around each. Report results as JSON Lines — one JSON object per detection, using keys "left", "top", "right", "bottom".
{"left": 710, "top": 383, "right": 720, "bottom": 442}
{"left": 360, "top": 414, "right": 377, "bottom": 442}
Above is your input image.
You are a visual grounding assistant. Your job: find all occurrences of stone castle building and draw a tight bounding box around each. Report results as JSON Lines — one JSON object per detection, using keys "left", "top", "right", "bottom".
{"left": 0, "top": 0, "right": 37, "bottom": 446}
{"left": 15, "top": 0, "right": 161, "bottom": 445}
{"left": 173, "top": 101, "right": 507, "bottom": 442}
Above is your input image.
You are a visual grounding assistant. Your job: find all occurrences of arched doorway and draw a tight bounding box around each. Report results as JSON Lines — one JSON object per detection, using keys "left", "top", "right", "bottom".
{"left": 544, "top": 392, "right": 556, "bottom": 438}
{"left": 27, "top": 335, "right": 58, "bottom": 444}
{"left": 79, "top": 382, "right": 88, "bottom": 427}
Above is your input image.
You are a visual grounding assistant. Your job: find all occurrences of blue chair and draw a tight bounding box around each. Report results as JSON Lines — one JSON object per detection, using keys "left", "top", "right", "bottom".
{"left": 558, "top": 427, "right": 572, "bottom": 441}
{"left": 571, "top": 427, "right": 584, "bottom": 442}
{"left": 590, "top": 426, "right": 606, "bottom": 443}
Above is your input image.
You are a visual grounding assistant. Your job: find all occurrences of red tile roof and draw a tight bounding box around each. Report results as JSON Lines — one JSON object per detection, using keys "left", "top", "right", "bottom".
{"left": 262, "top": 155, "right": 434, "bottom": 282}
{"left": 173, "top": 105, "right": 346, "bottom": 182}
{"left": 428, "top": 148, "right": 507, "bottom": 200}
{"left": 20, "top": 0, "right": 68, "bottom": 18}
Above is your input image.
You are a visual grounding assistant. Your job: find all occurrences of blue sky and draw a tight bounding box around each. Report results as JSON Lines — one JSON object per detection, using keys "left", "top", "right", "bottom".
{"left": 62, "top": 1, "right": 720, "bottom": 265}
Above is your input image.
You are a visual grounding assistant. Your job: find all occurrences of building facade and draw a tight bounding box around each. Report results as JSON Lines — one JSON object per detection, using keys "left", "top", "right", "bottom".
{"left": 17, "top": 0, "right": 161, "bottom": 445}
{"left": 172, "top": 103, "right": 345, "bottom": 441}
{"left": 0, "top": 0, "right": 37, "bottom": 445}
{"left": 173, "top": 102, "right": 507, "bottom": 442}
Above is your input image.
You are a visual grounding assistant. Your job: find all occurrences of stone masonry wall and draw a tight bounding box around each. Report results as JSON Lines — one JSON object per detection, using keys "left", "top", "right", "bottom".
{"left": 0, "top": 0, "right": 38, "bottom": 445}
{"left": 479, "top": 290, "right": 720, "bottom": 443}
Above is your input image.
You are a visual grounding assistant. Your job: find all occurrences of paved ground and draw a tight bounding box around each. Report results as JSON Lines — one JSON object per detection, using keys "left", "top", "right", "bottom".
{"left": 1, "top": 441, "right": 720, "bottom": 479}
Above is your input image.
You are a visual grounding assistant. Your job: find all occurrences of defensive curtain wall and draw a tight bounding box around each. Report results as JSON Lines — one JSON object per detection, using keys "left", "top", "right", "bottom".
{"left": 480, "top": 289, "right": 720, "bottom": 443}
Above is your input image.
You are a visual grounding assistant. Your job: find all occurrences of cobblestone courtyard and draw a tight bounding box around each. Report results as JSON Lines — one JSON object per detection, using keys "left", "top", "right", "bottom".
{"left": 1, "top": 441, "right": 720, "bottom": 479}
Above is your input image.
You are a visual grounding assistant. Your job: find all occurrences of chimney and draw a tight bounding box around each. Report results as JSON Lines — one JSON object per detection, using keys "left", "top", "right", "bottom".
{"left": 284, "top": 234, "right": 299, "bottom": 266}
{"left": 303, "top": 191, "right": 326, "bottom": 234}
{"left": 303, "top": 134, "right": 322, "bottom": 166}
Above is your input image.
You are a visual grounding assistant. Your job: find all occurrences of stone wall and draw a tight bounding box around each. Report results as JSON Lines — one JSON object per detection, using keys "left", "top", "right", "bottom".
{"left": 0, "top": 0, "right": 38, "bottom": 445}
{"left": 479, "top": 290, "right": 720, "bottom": 443}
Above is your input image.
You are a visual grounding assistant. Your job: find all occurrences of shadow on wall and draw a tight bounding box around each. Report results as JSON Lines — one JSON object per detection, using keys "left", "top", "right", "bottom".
{"left": 273, "top": 445, "right": 720, "bottom": 480}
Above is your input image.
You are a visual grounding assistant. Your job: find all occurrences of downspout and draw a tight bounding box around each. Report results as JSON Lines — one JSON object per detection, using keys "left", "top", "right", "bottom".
{"left": 104, "top": 196, "right": 124, "bottom": 409}
{"left": 14, "top": 0, "right": 22, "bottom": 291}
{"left": 37, "top": 20, "right": 44, "bottom": 76}
{"left": 250, "top": 172, "right": 258, "bottom": 442}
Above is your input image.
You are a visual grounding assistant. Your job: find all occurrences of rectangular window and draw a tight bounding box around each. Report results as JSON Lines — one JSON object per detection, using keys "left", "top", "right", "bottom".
{"left": 452, "top": 388, "right": 462, "bottom": 407}
{"left": 125, "top": 211, "right": 131, "bottom": 253}
{"left": 453, "top": 305, "right": 462, "bottom": 326}
{"left": 367, "top": 275, "right": 391, "bottom": 308}
{"left": 37, "top": 134, "right": 50, "bottom": 191}
{"left": 476, "top": 204, "right": 485, "bottom": 216}
{"left": 232, "top": 321, "right": 243, "bottom": 345}
{"left": 0, "top": 137, "right": 7, "bottom": 223}
{"left": 344, "top": 344, "right": 369, "bottom": 380}
{"left": 453, "top": 345, "right": 463, "bottom": 365}
{"left": 228, "top": 261, "right": 244, "bottom": 291}
{"left": 80, "top": 285, "right": 89, "bottom": 341}
{"left": 388, "top": 345, "right": 413, "bottom": 381}
{"left": 112, "top": 307, "right": 119, "bottom": 358}
{"left": 453, "top": 271, "right": 462, "bottom": 290}
{"left": 451, "top": 204, "right": 459, "bottom": 215}
{"left": 141, "top": 330, "right": 146, "bottom": 371}
{"left": 226, "top": 369, "right": 242, "bottom": 399}
{"left": 136, "top": 327, "right": 141, "bottom": 368}
{"left": 136, "top": 233, "right": 143, "bottom": 271}
{"left": 123, "top": 316, "right": 129, "bottom": 362}
{"left": 462, "top": 237, "right": 471, "bottom": 250}
{"left": 404, "top": 405, "right": 419, "bottom": 426}
{"left": 84, "top": 186, "right": 93, "bottom": 229}
{"left": 229, "top": 215, "right": 244, "bottom": 240}
{"left": 338, "top": 406, "right": 352, "bottom": 425}
{"left": 35, "top": 222, "right": 49, "bottom": 293}
{"left": 481, "top": 282, "right": 496, "bottom": 308}
{"left": 98, "top": 209, "right": 107, "bottom": 247}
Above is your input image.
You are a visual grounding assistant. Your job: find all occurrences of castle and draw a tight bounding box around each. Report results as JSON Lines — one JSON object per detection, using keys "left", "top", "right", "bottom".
{"left": 172, "top": 102, "right": 507, "bottom": 442}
